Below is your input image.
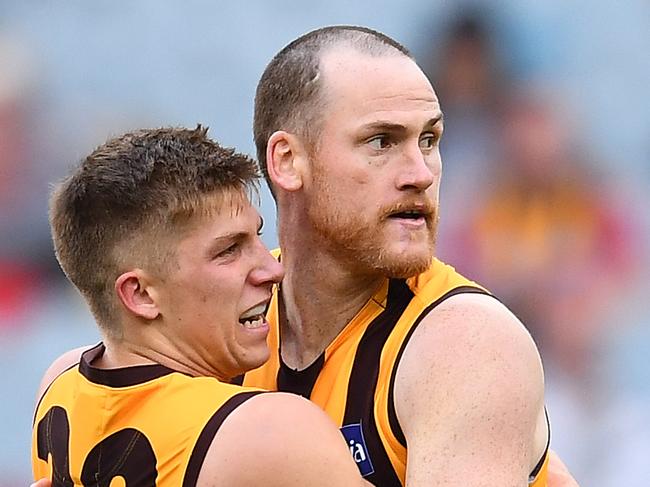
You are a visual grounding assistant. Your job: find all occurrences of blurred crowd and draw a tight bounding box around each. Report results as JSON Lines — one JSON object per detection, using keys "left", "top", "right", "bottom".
{"left": 1, "top": 2, "right": 648, "bottom": 485}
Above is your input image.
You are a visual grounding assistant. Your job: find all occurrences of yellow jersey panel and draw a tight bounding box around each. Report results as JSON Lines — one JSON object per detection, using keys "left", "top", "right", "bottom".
{"left": 32, "top": 343, "right": 263, "bottom": 486}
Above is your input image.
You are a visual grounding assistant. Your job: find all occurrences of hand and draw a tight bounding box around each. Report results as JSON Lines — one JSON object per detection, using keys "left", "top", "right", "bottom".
{"left": 548, "top": 449, "right": 580, "bottom": 487}
{"left": 30, "top": 479, "right": 51, "bottom": 487}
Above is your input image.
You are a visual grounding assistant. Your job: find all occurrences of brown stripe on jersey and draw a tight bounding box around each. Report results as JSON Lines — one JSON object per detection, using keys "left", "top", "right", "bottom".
{"left": 183, "top": 391, "right": 264, "bottom": 487}
{"left": 79, "top": 343, "right": 176, "bottom": 387}
{"left": 529, "top": 408, "right": 551, "bottom": 481}
{"left": 230, "top": 374, "right": 244, "bottom": 385}
{"left": 386, "top": 286, "right": 492, "bottom": 447}
{"left": 277, "top": 351, "right": 325, "bottom": 399}
{"left": 342, "top": 278, "right": 414, "bottom": 486}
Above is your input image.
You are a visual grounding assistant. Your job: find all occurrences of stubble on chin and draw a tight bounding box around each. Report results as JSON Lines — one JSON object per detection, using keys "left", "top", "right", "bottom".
{"left": 306, "top": 164, "right": 439, "bottom": 278}
{"left": 308, "top": 198, "right": 438, "bottom": 279}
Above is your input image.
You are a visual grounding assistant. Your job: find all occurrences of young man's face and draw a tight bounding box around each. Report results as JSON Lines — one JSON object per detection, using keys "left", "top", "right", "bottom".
{"left": 153, "top": 191, "right": 284, "bottom": 380}
{"left": 302, "top": 49, "right": 443, "bottom": 278}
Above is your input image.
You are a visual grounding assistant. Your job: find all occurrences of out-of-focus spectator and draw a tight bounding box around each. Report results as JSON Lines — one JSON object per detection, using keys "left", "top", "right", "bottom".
{"left": 458, "top": 91, "right": 639, "bottom": 376}
{"left": 424, "top": 9, "right": 511, "bottom": 115}
{"left": 419, "top": 10, "right": 515, "bottom": 256}
{"left": 0, "top": 35, "right": 59, "bottom": 327}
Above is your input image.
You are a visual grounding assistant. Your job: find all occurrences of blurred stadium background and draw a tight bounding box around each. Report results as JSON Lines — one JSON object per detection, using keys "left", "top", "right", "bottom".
{"left": 1, "top": 1, "right": 648, "bottom": 485}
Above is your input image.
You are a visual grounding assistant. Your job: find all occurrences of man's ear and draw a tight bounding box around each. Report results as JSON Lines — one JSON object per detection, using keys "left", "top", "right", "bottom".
{"left": 266, "top": 130, "right": 309, "bottom": 192}
{"left": 115, "top": 270, "right": 160, "bottom": 320}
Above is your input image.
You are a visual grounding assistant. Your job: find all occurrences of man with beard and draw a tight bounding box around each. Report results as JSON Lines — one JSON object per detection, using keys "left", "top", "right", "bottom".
{"left": 241, "top": 26, "right": 575, "bottom": 486}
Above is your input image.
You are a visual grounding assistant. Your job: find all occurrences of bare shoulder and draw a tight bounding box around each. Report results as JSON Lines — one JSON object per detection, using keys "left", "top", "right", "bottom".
{"left": 197, "top": 392, "right": 367, "bottom": 487}
{"left": 36, "top": 345, "right": 94, "bottom": 403}
{"left": 394, "top": 292, "right": 547, "bottom": 484}
{"left": 396, "top": 291, "right": 544, "bottom": 408}
{"left": 403, "top": 292, "right": 543, "bottom": 381}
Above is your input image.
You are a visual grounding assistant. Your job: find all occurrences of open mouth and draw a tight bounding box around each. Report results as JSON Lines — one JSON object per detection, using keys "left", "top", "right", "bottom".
{"left": 388, "top": 209, "right": 426, "bottom": 220}
{"left": 238, "top": 303, "right": 268, "bottom": 329}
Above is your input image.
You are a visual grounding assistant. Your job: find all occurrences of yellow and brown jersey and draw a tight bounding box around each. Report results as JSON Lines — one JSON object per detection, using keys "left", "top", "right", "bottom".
{"left": 32, "top": 343, "right": 263, "bottom": 486}
{"left": 243, "top": 257, "right": 549, "bottom": 486}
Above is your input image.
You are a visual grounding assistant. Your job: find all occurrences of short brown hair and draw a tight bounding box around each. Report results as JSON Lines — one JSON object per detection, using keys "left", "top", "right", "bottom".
{"left": 50, "top": 125, "right": 258, "bottom": 332}
{"left": 253, "top": 25, "right": 412, "bottom": 194}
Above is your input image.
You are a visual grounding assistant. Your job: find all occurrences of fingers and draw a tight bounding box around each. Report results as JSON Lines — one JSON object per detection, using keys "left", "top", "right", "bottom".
{"left": 547, "top": 449, "right": 580, "bottom": 487}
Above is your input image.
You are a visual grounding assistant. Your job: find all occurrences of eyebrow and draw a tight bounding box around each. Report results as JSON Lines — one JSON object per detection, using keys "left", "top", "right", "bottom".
{"left": 359, "top": 113, "right": 444, "bottom": 133}
{"left": 211, "top": 232, "right": 244, "bottom": 245}
{"left": 210, "top": 216, "right": 263, "bottom": 247}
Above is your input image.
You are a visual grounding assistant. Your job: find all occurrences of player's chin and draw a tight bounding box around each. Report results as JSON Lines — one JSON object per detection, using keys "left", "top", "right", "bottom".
{"left": 234, "top": 326, "right": 271, "bottom": 366}
{"left": 376, "top": 244, "right": 433, "bottom": 279}
{"left": 238, "top": 344, "right": 271, "bottom": 372}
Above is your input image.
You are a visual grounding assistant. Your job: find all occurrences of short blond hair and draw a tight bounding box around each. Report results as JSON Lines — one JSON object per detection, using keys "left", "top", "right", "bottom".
{"left": 50, "top": 125, "right": 258, "bottom": 332}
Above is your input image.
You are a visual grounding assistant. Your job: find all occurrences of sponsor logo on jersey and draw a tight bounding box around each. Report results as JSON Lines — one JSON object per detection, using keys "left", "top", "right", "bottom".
{"left": 340, "top": 422, "right": 374, "bottom": 477}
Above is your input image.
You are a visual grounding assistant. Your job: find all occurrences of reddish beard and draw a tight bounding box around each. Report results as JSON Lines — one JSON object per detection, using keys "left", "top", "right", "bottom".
{"left": 306, "top": 175, "right": 438, "bottom": 278}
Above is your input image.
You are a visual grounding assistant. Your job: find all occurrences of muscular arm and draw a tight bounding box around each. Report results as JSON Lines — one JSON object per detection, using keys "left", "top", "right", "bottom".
{"left": 197, "top": 392, "right": 370, "bottom": 486}
{"left": 395, "top": 293, "right": 547, "bottom": 486}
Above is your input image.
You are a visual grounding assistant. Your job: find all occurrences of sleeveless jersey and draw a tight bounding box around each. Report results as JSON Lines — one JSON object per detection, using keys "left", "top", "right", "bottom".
{"left": 32, "top": 343, "right": 263, "bottom": 486}
{"left": 243, "top": 256, "right": 549, "bottom": 486}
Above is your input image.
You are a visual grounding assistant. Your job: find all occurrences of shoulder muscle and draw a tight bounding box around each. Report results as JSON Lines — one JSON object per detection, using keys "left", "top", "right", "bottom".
{"left": 395, "top": 292, "right": 545, "bottom": 486}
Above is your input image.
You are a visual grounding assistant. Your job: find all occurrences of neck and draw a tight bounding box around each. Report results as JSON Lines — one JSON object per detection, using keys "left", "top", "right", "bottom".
{"left": 94, "top": 337, "right": 157, "bottom": 369}
{"left": 97, "top": 326, "right": 233, "bottom": 382}
{"left": 276, "top": 211, "right": 384, "bottom": 369}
